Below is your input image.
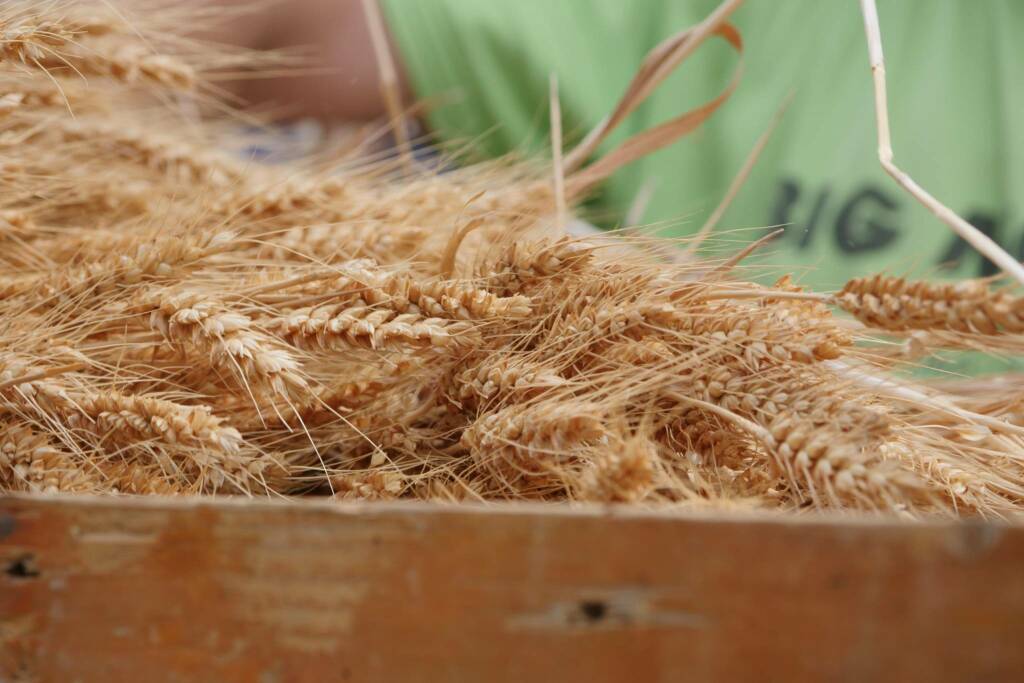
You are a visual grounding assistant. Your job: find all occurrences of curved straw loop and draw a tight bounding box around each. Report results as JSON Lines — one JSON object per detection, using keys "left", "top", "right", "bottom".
{"left": 562, "top": 17, "right": 743, "bottom": 196}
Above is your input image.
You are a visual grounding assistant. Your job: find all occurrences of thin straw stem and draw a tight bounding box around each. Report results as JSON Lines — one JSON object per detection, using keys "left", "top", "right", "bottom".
{"left": 703, "top": 289, "right": 829, "bottom": 303}
{"left": 0, "top": 363, "right": 84, "bottom": 391}
{"left": 686, "top": 92, "right": 790, "bottom": 255}
{"left": 858, "top": 0, "right": 1024, "bottom": 288}
{"left": 549, "top": 74, "right": 567, "bottom": 229}
{"left": 361, "top": 0, "right": 413, "bottom": 171}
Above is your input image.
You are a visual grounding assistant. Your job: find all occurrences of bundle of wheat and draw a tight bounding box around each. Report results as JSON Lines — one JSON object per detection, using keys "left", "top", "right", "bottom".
{"left": 0, "top": 0, "right": 1022, "bottom": 519}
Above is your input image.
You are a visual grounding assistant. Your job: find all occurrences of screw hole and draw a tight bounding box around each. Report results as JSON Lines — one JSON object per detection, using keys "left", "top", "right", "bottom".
{"left": 5, "top": 554, "right": 40, "bottom": 579}
{"left": 579, "top": 600, "right": 607, "bottom": 623}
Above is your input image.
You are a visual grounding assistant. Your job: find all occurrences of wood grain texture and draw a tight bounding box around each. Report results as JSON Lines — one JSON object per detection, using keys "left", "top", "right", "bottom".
{"left": 1, "top": 494, "right": 1022, "bottom": 682}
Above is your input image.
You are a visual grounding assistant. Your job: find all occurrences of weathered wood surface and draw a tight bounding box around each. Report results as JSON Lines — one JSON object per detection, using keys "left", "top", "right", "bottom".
{"left": 1, "top": 495, "right": 1022, "bottom": 682}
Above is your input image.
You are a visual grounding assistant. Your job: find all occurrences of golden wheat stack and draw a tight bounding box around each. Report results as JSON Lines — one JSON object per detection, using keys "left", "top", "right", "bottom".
{"left": 1, "top": 0, "right": 1023, "bottom": 520}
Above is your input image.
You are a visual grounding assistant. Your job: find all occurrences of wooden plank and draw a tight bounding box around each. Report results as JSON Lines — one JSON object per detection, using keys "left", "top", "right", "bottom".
{"left": 1, "top": 494, "right": 1022, "bottom": 682}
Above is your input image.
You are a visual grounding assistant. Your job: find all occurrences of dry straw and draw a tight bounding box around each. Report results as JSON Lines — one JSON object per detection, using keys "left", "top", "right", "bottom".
{"left": 0, "top": 0, "right": 1022, "bottom": 519}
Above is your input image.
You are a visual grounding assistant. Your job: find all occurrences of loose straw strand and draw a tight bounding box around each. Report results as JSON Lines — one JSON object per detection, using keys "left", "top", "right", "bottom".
{"left": 361, "top": 0, "right": 413, "bottom": 172}
{"left": 858, "top": 0, "right": 1024, "bottom": 288}
{"left": 549, "top": 74, "right": 567, "bottom": 230}
{"left": 685, "top": 92, "right": 791, "bottom": 255}
{"left": 0, "top": 363, "right": 85, "bottom": 392}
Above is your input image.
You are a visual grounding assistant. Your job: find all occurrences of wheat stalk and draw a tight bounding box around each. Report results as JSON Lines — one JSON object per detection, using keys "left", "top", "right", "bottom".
{"left": 0, "top": 0, "right": 1021, "bottom": 518}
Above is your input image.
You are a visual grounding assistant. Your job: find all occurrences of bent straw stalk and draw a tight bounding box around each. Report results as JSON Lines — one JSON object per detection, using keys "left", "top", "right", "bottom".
{"left": 858, "top": 0, "right": 1024, "bottom": 287}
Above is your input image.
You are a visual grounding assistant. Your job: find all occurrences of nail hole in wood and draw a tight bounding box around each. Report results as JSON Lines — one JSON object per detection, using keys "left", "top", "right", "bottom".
{"left": 579, "top": 600, "right": 607, "bottom": 623}
{"left": 5, "top": 554, "right": 40, "bottom": 579}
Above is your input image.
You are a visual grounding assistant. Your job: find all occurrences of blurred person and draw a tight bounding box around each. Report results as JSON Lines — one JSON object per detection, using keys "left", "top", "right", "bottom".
{"left": 206, "top": 0, "right": 1024, "bottom": 295}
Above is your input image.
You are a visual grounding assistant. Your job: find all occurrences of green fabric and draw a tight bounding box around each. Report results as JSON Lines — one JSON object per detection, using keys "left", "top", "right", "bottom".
{"left": 381, "top": 0, "right": 1024, "bottom": 375}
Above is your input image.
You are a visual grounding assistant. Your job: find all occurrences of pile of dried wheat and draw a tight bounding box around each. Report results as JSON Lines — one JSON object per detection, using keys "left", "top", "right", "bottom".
{"left": 1, "top": 1, "right": 1023, "bottom": 518}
